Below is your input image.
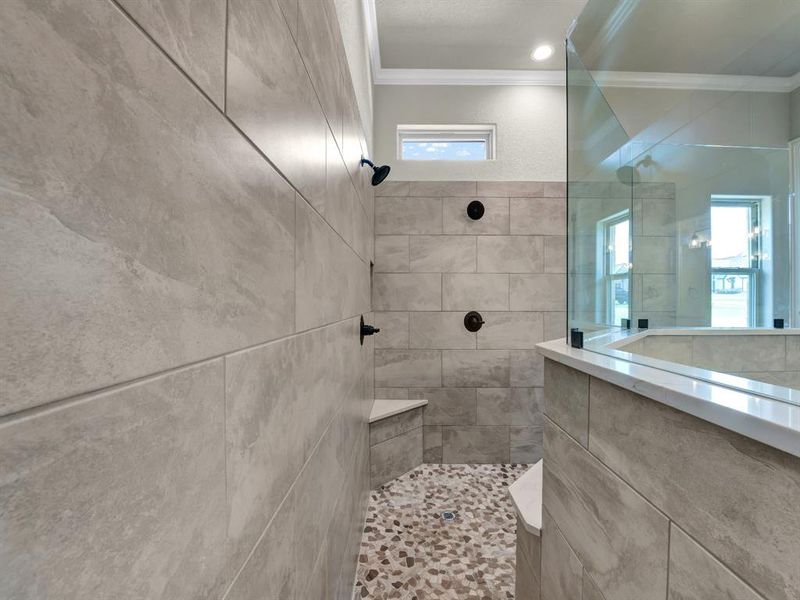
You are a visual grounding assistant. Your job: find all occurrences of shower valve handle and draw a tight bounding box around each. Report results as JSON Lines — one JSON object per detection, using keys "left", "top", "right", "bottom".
{"left": 360, "top": 315, "right": 380, "bottom": 345}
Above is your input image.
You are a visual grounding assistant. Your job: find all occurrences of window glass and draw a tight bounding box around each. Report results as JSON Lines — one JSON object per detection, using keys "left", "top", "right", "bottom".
{"left": 711, "top": 205, "right": 753, "bottom": 268}
{"left": 401, "top": 140, "right": 487, "bottom": 161}
{"left": 711, "top": 273, "right": 751, "bottom": 327}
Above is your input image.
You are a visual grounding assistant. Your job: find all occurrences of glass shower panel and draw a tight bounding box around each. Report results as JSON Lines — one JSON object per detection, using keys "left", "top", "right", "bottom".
{"left": 625, "top": 143, "right": 791, "bottom": 329}
{"left": 567, "top": 40, "right": 633, "bottom": 334}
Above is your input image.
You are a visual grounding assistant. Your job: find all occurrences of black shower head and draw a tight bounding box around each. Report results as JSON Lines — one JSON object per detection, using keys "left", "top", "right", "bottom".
{"left": 360, "top": 158, "right": 391, "bottom": 186}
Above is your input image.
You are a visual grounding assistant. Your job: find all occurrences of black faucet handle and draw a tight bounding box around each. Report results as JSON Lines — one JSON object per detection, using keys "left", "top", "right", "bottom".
{"left": 360, "top": 315, "right": 380, "bottom": 345}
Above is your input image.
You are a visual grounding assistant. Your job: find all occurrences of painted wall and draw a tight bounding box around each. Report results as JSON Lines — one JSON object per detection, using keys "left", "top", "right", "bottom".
{"left": 603, "top": 87, "right": 791, "bottom": 148}
{"left": 791, "top": 86, "right": 800, "bottom": 140}
{"left": 374, "top": 85, "right": 567, "bottom": 181}
{"left": 372, "top": 180, "right": 567, "bottom": 463}
{"left": 0, "top": 1, "right": 373, "bottom": 598}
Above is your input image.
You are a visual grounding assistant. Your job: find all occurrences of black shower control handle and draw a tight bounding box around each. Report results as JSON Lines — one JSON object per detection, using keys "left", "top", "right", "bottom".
{"left": 464, "top": 311, "right": 485, "bottom": 332}
{"left": 360, "top": 315, "right": 380, "bottom": 345}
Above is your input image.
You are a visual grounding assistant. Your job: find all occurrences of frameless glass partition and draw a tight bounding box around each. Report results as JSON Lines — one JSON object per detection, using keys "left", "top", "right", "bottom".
{"left": 565, "top": 0, "right": 800, "bottom": 399}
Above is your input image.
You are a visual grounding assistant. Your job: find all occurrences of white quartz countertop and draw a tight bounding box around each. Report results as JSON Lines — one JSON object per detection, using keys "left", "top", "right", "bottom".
{"left": 509, "top": 460, "right": 542, "bottom": 536}
{"left": 537, "top": 339, "right": 800, "bottom": 458}
{"left": 369, "top": 398, "right": 428, "bottom": 423}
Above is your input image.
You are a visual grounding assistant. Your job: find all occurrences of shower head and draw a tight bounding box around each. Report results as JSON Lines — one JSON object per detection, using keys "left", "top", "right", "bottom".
{"left": 615, "top": 155, "right": 653, "bottom": 186}
{"left": 360, "top": 158, "right": 391, "bottom": 186}
{"left": 615, "top": 165, "right": 641, "bottom": 186}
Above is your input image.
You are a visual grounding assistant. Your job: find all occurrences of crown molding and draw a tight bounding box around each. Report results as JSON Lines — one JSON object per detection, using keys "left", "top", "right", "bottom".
{"left": 374, "top": 68, "right": 565, "bottom": 86}
{"left": 373, "top": 67, "right": 798, "bottom": 92}
{"left": 364, "top": 0, "right": 800, "bottom": 93}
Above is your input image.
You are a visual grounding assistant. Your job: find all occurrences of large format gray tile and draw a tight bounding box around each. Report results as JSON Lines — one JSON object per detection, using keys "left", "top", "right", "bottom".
{"left": 442, "top": 426, "right": 509, "bottom": 463}
{"left": 410, "top": 181, "right": 476, "bottom": 197}
{"left": 375, "top": 197, "right": 443, "bottom": 234}
{"left": 543, "top": 419, "right": 670, "bottom": 600}
{"left": 370, "top": 408, "right": 422, "bottom": 446}
{"left": 410, "top": 235, "right": 477, "bottom": 273}
{"left": 410, "top": 312, "right": 476, "bottom": 349}
{"left": 442, "top": 274, "right": 510, "bottom": 310}
{"left": 227, "top": 0, "right": 327, "bottom": 205}
{"left": 785, "top": 335, "right": 800, "bottom": 370}
{"left": 541, "top": 509, "right": 583, "bottom": 600}
{"left": 117, "top": 0, "right": 226, "bottom": 108}
{"left": 477, "top": 181, "right": 544, "bottom": 197}
{"left": 410, "top": 387, "right": 478, "bottom": 426}
{"left": 370, "top": 427, "right": 423, "bottom": 487}
{"left": 442, "top": 350, "right": 510, "bottom": 387}
{"left": 423, "top": 425, "right": 444, "bottom": 462}
{"left": 295, "top": 196, "right": 369, "bottom": 331}
{"left": 477, "top": 388, "right": 543, "bottom": 426}
{"left": 543, "top": 236, "right": 566, "bottom": 273}
{"left": 0, "top": 361, "right": 227, "bottom": 600}
{"left": 225, "top": 317, "right": 363, "bottom": 577}
{"left": 543, "top": 360, "right": 589, "bottom": 447}
{"left": 444, "top": 197, "right": 510, "bottom": 234}
{"left": 511, "top": 350, "right": 545, "bottom": 387}
{"left": 373, "top": 312, "right": 410, "bottom": 349}
{"left": 0, "top": 0, "right": 296, "bottom": 414}
{"left": 375, "top": 349, "right": 442, "bottom": 387}
{"left": 588, "top": 377, "right": 800, "bottom": 600}
{"left": 225, "top": 337, "right": 304, "bottom": 575}
{"left": 668, "top": 525, "right": 762, "bottom": 600}
{"left": 510, "top": 198, "right": 566, "bottom": 236}
{"left": 376, "top": 181, "right": 410, "bottom": 197}
{"left": 510, "top": 426, "right": 544, "bottom": 463}
{"left": 639, "top": 335, "right": 693, "bottom": 363}
{"left": 691, "top": 335, "right": 786, "bottom": 373}
{"left": 477, "top": 236, "right": 544, "bottom": 273}
{"left": 477, "top": 312, "right": 544, "bottom": 349}
{"left": 374, "top": 235, "right": 410, "bottom": 272}
{"left": 510, "top": 275, "right": 566, "bottom": 311}
{"left": 297, "top": 0, "right": 343, "bottom": 143}
{"left": 225, "top": 490, "right": 297, "bottom": 600}
{"left": 373, "top": 273, "right": 442, "bottom": 311}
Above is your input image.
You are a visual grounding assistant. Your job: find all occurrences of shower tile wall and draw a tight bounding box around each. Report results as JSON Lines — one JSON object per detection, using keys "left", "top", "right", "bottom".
{"left": 0, "top": 1, "right": 372, "bottom": 599}
{"left": 373, "top": 181, "right": 567, "bottom": 463}
{"left": 570, "top": 183, "right": 677, "bottom": 328}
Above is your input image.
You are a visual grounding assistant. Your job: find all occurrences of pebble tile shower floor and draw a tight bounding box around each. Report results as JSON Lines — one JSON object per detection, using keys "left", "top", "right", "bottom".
{"left": 355, "top": 464, "right": 529, "bottom": 599}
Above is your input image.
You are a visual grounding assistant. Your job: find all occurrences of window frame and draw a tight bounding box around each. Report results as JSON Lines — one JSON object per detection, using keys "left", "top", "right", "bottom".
{"left": 709, "top": 196, "right": 763, "bottom": 327}
{"left": 601, "top": 210, "right": 631, "bottom": 327}
{"left": 396, "top": 124, "right": 496, "bottom": 161}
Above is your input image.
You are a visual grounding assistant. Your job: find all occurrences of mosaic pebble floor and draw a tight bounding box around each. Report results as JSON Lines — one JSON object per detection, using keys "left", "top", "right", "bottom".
{"left": 355, "top": 463, "right": 530, "bottom": 600}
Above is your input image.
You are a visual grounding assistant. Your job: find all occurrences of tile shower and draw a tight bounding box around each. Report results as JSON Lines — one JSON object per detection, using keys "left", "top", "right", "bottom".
{"left": 0, "top": 0, "right": 373, "bottom": 598}
{"left": 373, "top": 181, "right": 567, "bottom": 464}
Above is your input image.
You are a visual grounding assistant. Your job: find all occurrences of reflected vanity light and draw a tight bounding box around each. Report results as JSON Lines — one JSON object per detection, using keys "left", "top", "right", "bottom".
{"left": 689, "top": 232, "right": 711, "bottom": 249}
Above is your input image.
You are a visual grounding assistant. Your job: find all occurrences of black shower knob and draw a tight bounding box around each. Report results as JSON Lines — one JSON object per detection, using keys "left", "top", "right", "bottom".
{"left": 467, "top": 200, "right": 485, "bottom": 220}
{"left": 464, "top": 311, "right": 485, "bottom": 332}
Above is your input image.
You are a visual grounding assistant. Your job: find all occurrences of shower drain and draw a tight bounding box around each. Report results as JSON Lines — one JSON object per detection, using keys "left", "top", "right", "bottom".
{"left": 440, "top": 511, "right": 456, "bottom": 522}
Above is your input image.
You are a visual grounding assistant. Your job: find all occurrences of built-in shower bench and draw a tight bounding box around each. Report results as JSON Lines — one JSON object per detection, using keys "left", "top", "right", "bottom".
{"left": 509, "top": 460, "right": 543, "bottom": 600}
{"left": 369, "top": 398, "right": 428, "bottom": 488}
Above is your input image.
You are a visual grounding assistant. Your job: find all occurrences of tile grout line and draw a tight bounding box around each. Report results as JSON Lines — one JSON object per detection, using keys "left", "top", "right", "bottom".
{"left": 109, "top": 0, "right": 371, "bottom": 267}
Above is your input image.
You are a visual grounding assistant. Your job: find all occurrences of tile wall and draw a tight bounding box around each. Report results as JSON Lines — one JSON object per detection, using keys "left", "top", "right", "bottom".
{"left": 620, "top": 332, "right": 800, "bottom": 389}
{"left": 0, "top": 1, "right": 373, "bottom": 598}
{"left": 570, "top": 182, "right": 677, "bottom": 329}
{"left": 540, "top": 358, "right": 800, "bottom": 600}
{"left": 373, "top": 181, "right": 567, "bottom": 463}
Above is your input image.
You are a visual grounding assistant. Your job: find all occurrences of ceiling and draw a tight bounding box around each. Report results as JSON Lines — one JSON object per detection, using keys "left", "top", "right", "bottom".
{"left": 572, "top": 0, "right": 800, "bottom": 77}
{"left": 374, "top": 0, "right": 800, "bottom": 81}
{"left": 375, "top": 0, "right": 588, "bottom": 71}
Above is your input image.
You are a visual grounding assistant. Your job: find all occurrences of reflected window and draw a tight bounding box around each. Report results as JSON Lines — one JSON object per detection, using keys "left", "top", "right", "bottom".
{"left": 603, "top": 212, "right": 630, "bottom": 326}
{"left": 710, "top": 199, "right": 762, "bottom": 327}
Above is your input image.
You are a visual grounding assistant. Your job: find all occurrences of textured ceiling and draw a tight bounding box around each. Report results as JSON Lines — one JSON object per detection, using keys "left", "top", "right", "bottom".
{"left": 375, "top": 0, "right": 588, "bottom": 71}
{"left": 376, "top": 0, "right": 800, "bottom": 78}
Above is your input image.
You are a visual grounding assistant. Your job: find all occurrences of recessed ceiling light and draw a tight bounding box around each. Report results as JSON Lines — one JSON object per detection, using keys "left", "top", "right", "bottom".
{"left": 531, "top": 44, "right": 554, "bottom": 62}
